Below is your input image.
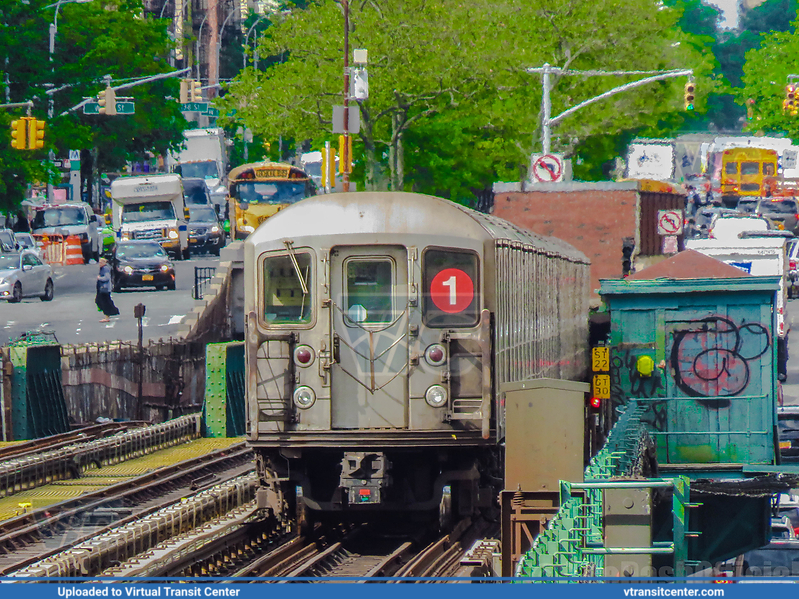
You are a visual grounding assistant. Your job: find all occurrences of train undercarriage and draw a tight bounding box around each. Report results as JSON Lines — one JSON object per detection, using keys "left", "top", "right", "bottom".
{"left": 255, "top": 445, "right": 502, "bottom": 529}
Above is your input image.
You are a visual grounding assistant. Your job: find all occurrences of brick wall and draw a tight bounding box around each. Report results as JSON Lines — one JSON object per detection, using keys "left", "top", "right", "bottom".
{"left": 493, "top": 188, "right": 639, "bottom": 303}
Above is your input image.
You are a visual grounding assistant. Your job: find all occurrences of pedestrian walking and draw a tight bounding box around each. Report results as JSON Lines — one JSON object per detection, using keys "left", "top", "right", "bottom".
{"left": 95, "top": 257, "right": 119, "bottom": 322}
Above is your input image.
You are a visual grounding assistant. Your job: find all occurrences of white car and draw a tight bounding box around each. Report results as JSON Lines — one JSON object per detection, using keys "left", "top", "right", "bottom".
{"left": 12, "top": 232, "right": 41, "bottom": 257}
{"left": 0, "top": 250, "right": 54, "bottom": 302}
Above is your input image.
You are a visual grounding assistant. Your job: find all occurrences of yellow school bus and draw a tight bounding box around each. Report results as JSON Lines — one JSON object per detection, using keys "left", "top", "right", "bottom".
{"left": 720, "top": 147, "right": 779, "bottom": 201}
{"left": 228, "top": 162, "right": 315, "bottom": 240}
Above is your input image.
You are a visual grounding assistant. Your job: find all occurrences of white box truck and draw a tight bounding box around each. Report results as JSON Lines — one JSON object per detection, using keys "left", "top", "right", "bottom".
{"left": 686, "top": 236, "right": 790, "bottom": 379}
{"left": 110, "top": 174, "right": 190, "bottom": 260}
{"left": 168, "top": 128, "right": 229, "bottom": 209}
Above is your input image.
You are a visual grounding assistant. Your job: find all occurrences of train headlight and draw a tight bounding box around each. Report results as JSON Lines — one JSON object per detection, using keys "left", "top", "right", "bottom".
{"left": 167, "top": 228, "right": 179, "bottom": 240}
{"left": 424, "top": 343, "right": 447, "bottom": 366}
{"left": 293, "top": 386, "right": 316, "bottom": 409}
{"left": 293, "top": 345, "right": 315, "bottom": 367}
{"left": 425, "top": 385, "right": 448, "bottom": 408}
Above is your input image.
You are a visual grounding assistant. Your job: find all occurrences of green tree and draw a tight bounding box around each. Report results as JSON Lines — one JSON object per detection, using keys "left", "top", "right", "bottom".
{"left": 0, "top": 0, "right": 188, "bottom": 209}
{"left": 219, "top": 0, "right": 716, "bottom": 196}
{"left": 739, "top": 18, "right": 799, "bottom": 139}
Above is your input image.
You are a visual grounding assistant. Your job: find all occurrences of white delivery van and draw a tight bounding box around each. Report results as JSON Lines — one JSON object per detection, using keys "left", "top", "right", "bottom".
{"left": 167, "top": 128, "right": 229, "bottom": 209}
{"left": 686, "top": 236, "right": 790, "bottom": 379}
{"left": 110, "top": 174, "right": 190, "bottom": 260}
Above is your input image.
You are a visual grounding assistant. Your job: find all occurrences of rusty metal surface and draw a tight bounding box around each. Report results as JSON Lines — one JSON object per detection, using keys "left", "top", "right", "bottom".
{"left": 60, "top": 339, "right": 207, "bottom": 423}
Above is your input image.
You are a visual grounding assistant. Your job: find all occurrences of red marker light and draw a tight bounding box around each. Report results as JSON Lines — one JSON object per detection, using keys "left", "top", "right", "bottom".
{"left": 293, "top": 345, "right": 315, "bottom": 367}
{"left": 590, "top": 397, "right": 601, "bottom": 409}
{"left": 428, "top": 346, "right": 444, "bottom": 363}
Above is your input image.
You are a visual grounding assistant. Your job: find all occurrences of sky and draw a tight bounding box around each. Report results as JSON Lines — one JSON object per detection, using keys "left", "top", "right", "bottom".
{"left": 707, "top": 0, "right": 739, "bottom": 29}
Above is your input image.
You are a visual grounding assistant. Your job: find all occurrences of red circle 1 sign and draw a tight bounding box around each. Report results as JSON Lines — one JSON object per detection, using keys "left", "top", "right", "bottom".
{"left": 430, "top": 268, "right": 474, "bottom": 313}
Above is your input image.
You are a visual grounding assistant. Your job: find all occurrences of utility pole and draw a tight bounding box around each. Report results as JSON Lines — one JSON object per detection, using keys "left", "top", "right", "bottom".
{"left": 528, "top": 65, "right": 693, "bottom": 155}
{"left": 342, "top": 0, "right": 350, "bottom": 192}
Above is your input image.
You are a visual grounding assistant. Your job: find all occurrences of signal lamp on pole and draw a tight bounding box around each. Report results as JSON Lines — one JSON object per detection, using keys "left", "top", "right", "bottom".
{"left": 27, "top": 119, "right": 45, "bottom": 150}
{"left": 9, "top": 118, "right": 27, "bottom": 149}
{"left": 684, "top": 81, "right": 695, "bottom": 111}
{"left": 98, "top": 86, "right": 117, "bottom": 116}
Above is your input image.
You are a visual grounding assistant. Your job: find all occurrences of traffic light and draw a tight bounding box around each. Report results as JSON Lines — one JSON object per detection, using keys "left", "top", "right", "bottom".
{"left": 787, "top": 85, "right": 797, "bottom": 116}
{"left": 9, "top": 118, "right": 27, "bottom": 150}
{"left": 179, "top": 79, "right": 190, "bottom": 104}
{"left": 27, "top": 119, "right": 45, "bottom": 150}
{"left": 622, "top": 237, "right": 635, "bottom": 276}
{"left": 684, "top": 80, "right": 695, "bottom": 111}
{"left": 190, "top": 80, "right": 202, "bottom": 102}
{"left": 338, "top": 135, "right": 352, "bottom": 174}
{"left": 746, "top": 98, "right": 755, "bottom": 121}
{"left": 98, "top": 86, "right": 117, "bottom": 115}
{"left": 321, "top": 145, "right": 336, "bottom": 188}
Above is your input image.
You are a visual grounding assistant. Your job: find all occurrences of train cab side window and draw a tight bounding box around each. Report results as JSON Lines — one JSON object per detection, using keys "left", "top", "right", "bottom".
{"left": 344, "top": 258, "right": 394, "bottom": 325}
{"left": 263, "top": 253, "right": 313, "bottom": 324}
{"left": 422, "top": 249, "right": 479, "bottom": 328}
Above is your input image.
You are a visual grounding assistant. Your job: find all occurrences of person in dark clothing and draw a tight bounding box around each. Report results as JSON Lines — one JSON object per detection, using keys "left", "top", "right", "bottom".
{"left": 12, "top": 212, "right": 30, "bottom": 233}
{"left": 95, "top": 257, "right": 119, "bottom": 322}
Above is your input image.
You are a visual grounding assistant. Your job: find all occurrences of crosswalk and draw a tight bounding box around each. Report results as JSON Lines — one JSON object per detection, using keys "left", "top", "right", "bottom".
{"left": 1, "top": 314, "right": 186, "bottom": 346}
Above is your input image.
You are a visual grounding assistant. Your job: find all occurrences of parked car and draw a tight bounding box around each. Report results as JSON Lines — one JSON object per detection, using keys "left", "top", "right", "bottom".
{"left": 760, "top": 198, "right": 799, "bottom": 235}
{"left": 694, "top": 207, "right": 740, "bottom": 237}
{"left": 0, "top": 228, "right": 17, "bottom": 251}
{"left": 188, "top": 205, "right": 224, "bottom": 256}
{"left": 110, "top": 240, "right": 176, "bottom": 291}
{"left": 736, "top": 197, "right": 762, "bottom": 214}
{"left": 0, "top": 250, "right": 54, "bottom": 302}
{"left": 183, "top": 177, "right": 213, "bottom": 206}
{"left": 13, "top": 232, "right": 40, "bottom": 257}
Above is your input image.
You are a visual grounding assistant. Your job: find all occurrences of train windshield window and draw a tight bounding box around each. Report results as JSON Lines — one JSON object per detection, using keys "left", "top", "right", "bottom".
{"left": 422, "top": 249, "right": 479, "bottom": 328}
{"left": 263, "top": 253, "right": 313, "bottom": 324}
{"left": 345, "top": 259, "right": 394, "bottom": 325}
{"left": 724, "top": 162, "right": 738, "bottom": 174}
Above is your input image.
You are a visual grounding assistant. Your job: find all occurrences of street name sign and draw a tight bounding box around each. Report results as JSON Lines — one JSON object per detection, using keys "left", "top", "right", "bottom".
{"left": 83, "top": 101, "right": 135, "bottom": 115}
{"left": 180, "top": 102, "right": 210, "bottom": 112}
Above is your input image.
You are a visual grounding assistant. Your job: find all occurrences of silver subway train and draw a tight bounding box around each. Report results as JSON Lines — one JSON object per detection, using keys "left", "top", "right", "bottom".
{"left": 244, "top": 192, "right": 590, "bottom": 525}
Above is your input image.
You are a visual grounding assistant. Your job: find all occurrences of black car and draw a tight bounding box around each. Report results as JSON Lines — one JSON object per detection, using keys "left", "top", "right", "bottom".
{"left": 188, "top": 205, "right": 224, "bottom": 256}
{"left": 111, "top": 240, "right": 176, "bottom": 291}
{"left": 183, "top": 177, "right": 213, "bottom": 206}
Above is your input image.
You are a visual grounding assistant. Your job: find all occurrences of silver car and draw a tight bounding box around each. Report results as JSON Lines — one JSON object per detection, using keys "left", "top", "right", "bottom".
{"left": 0, "top": 251, "right": 54, "bottom": 302}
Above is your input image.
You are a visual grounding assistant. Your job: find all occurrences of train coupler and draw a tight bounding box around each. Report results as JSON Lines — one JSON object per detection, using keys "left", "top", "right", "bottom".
{"left": 340, "top": 451, "right": 392, "bottom": 505}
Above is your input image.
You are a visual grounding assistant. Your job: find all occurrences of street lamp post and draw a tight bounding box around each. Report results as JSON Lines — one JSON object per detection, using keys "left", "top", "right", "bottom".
{"left": 45, "top": 0, "right": 92, "bottom": 203}
{"left": 213, "top": 9, "right": 236, "bottom": 97}
{"left": 196, "top": 12, "right": 209, "bottom": 81}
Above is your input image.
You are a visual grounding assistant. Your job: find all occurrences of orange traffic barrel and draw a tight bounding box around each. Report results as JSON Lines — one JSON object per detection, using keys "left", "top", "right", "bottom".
{"left": 64, "top": 235, "right": 84, "bottom": 265}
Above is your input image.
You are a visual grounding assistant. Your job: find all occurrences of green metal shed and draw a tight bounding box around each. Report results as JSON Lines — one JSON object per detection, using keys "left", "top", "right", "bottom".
{"left": 600, "top": 250, "right": 780, "bottom": 474}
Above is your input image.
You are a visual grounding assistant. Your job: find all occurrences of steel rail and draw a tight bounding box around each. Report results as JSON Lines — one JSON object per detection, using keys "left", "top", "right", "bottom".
{"left": 0, "top": 414, "right": 201, "bottom": 499}
{"left": 0, "top": 443, "right": 253, "bottom": 574}
{"left": 0, "top": 421, "right": 147, "bottom": 462}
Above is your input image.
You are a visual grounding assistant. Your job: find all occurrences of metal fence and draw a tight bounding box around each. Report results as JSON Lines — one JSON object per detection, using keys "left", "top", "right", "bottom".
{"left": 193, "top": 266, "right": 217, "bottom": 300}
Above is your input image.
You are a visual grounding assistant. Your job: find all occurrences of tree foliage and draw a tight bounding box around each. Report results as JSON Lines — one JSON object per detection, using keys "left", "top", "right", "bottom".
{"left": 0, "top": 0, "right": 187, "bottom": 210}
{"left": 218, "top": 0, "right": 716, "bottom": 197}
{"left": 739, "top": 16, "right": 799, "bottom": 139}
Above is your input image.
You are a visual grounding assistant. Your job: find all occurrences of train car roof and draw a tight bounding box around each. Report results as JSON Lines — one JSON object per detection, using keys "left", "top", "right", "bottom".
{"left": 246, "top": 191, "right": 587, "bottom": 263}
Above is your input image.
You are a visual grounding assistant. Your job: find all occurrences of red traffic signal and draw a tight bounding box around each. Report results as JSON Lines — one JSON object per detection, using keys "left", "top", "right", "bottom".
{"left": 589, "top": 396, "right": 601, "bottom": 409}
